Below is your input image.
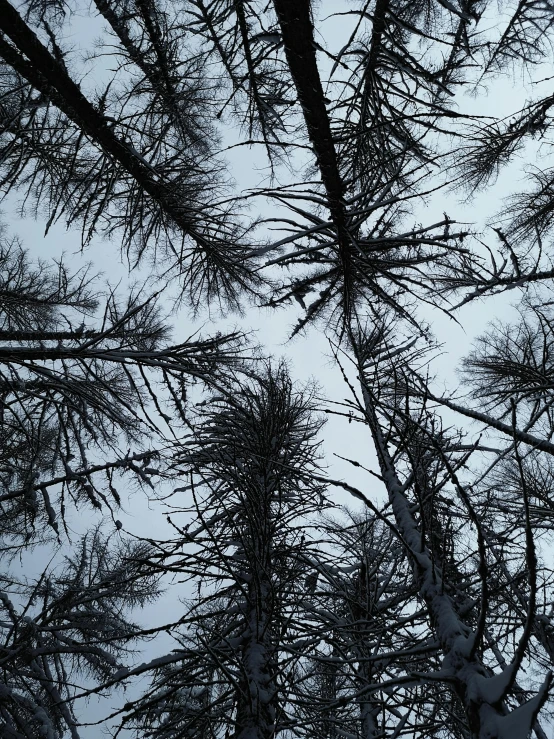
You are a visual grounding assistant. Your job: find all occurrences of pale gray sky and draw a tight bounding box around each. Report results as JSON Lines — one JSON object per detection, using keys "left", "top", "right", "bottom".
{"left": 5, "top": 1, "right": 553, "bottom": 734}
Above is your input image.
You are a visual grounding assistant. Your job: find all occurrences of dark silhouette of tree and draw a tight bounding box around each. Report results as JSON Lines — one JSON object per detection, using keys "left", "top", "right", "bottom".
{"left": 0, "top": 528, "right": 158, "bottom": 739}
{"left": 0, "top": 0, "right": 264, "bottom": 309}
{"left": 0, "top": 227, "right": 247, "bottom": 549}
{"left": 115, "top": 363, "right": 327, "bottom": 739}
{"left": 339, "top": 314, "right": 553, "bottom": 738}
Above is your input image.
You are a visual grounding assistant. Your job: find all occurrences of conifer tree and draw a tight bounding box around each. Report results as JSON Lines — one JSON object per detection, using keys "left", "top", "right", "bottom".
{"left": 123, "top": 363, "right": 326, "bottom": 739}
{"left": 0, "top": 229, "right": 246, "bottom": 547}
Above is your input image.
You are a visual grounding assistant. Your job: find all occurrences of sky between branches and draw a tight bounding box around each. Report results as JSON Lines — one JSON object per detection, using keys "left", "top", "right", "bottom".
{"left": 3, "top": 2, "right": 551, "bottom": 733}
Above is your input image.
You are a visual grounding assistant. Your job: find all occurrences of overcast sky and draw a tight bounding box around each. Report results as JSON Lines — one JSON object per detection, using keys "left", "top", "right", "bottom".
{"left": 4, "top": 1, "right": 552, "bottom": 733}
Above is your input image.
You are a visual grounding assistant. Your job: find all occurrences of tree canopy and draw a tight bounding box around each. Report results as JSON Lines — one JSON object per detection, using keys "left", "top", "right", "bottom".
{"left": 2, "top": 1, "right": 554, "bottom": 738}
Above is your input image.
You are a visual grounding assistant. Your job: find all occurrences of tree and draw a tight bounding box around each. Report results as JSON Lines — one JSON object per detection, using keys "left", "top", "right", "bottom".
{"left": 0, "top": 229, "right": 247, "bottom": 549}
{"left": 0, "top": 0, "right": 263, "bottom": 308}
{"left": 0, "top": 528, "right": 158, "bottom": 739}
{"left": 296, "top": 511, "right": 434, "bottom": 739}
{"left": 345, "top": 316, "right": 554, "bottom": 737}
{"left": 122, "top": 363, "right": 326, "bottom": 739}
{"left": 3, "top": 1, "right": 554, "bottom": 738}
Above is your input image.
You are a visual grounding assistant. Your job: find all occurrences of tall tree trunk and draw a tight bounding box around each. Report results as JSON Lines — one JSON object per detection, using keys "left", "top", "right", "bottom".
{"left": 234, "top": 571, "right": 277, "bottom": 739}
{"left": 357, "top": 369, "right": 549, "bottom": 738}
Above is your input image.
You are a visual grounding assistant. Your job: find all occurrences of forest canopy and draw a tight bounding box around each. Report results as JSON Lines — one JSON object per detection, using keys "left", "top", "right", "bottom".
{"left": 1, "top": 1, "right": 554, "bottom": 738}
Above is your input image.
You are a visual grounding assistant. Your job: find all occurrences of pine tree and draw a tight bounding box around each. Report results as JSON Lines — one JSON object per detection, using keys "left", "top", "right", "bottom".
{"left": 0, "top": 229, "right": 246, "bottom": 547}
{"left": 123, "top": 363, "right": 326, "bottom": 739}
{"left": 0, "top": 529, "right": 158, "bottom": 738}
